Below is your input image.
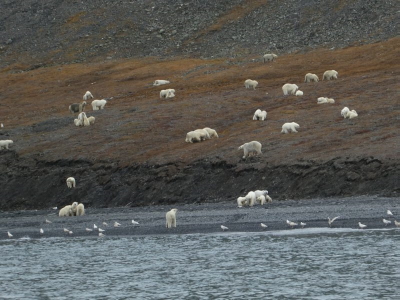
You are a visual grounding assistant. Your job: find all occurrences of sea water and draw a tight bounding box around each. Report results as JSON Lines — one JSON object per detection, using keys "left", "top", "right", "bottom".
{"left": 1, "top": 228, "right": 399, "bottom": 299}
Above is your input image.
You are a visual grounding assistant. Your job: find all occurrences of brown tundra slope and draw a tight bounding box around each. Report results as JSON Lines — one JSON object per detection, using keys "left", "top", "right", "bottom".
{"left": 0, "top": 38, "right": 399, "bottom": 210}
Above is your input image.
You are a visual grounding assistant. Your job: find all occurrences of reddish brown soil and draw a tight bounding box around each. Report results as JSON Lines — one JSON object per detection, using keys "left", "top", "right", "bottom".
{"left": 1, "top": 38, "right": 398, "bottom": 166}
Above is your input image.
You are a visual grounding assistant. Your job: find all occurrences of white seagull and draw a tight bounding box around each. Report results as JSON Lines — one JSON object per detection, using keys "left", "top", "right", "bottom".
{"left": 1, "top": 123, "right": 3, "bottom": 128}
{"left": 98, "top": 228, "right": 105, "bottom": 233}
{"left": 68, "top": 231, "right": 73, "bottom": 235}
{"left": 93, "top": 224, "right": 98, "bottom": 229}
{"left": 132, "top": 220, "right": 139, "bottom": 225}
{"left": 99, "top": 232, "right": 105, "bottom": 237}
{"left": 394, "top": 220, "right": 400, "bottom": 227}
{"left": 7, "top": 231, "right": 13, "bottom": 238}
{"left": 114, "top": 222, "right": 121, "bottom": 227}
{"left": 300, "top": 222, "right": 306, "bottom": 228}
{"left": 383, "top": 219, "right": 391, "bottom": 226}
{"left": 85, "top": 228, "right": 93, "bottom": 232}
{"left": 358, "top": 222, "right": 367, "bottom": 229}
{"left": 286, "top": 220, "right": 298, "bottom": 228}
{"left": 387, "top": 210, "right": 394, "bottom": 217}
{"left": 45, "top": 219, "right": 52, "bottom": 224}
{"left": 63, "top": 228, "right": 70, "bottom": 233}
{"left": 221, "top": 225, "right": 229, "bottom": 231}
{"left": 102, "top": 222, "right": 109, "bottom": 227}
{"left": 260, "top": 223, "right": 268, "bottom": 229}
{"left": 40, "top": 228, "right": 44, "bottom": 234}
{"left": 328, "top": 216, "right": 340, "bottom": 227}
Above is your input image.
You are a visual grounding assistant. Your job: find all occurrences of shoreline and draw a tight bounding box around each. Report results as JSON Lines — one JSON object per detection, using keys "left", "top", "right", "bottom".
{"left": 1, "top": 195, "right": 399, "bottom": 240}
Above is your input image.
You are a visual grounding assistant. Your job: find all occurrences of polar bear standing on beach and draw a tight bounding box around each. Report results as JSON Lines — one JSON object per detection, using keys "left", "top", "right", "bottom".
{"left": 238, "top": 141, "right": 262, "bottom": 159}
{"left": 282, "top": 83, "right": 299, "bottom": 95}
{"left": 59, "top": 205, "right": 72, "bottom": 217}
{"left": 166, "top": 209, "right": 178, "bottom": 228}
{"left": 281, "top": 122, "right": 300, "bottom": 134}
{"left": 76, "top": 203, "right": 85, "bottom": 216}
{"left": 0, "top": 140, "right": 13, "bottom": 150}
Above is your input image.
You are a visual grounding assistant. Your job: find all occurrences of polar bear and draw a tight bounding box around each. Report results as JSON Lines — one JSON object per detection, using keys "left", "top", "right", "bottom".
{"left": 88, "top": 116, "right": 95, "bottom": 125}
{"left": 244, "top": 79, "right": 258, "bottom": 90}
{"left": 282, "top": 83, "right": 299, "bottom": 95}
{"left": 91, "top": 99, "right": 107, "bottom": 110}
{"left": 74, "top": 119, "right": 82, "bottom": 127}
{"left": 295, "top": 90, "right": 304, "bottom": 96}
{"left": 59, "top": 205, "right": 72, "bottom": 217}
{"left": 0, "top": 140, "right": 13, "bottom": 150}
{"left": 203, "top": 127, "right": 219, "bottom": 138}
{"left": 304, "top": 73, "right": 319, "bottom": 83}
{"left": 69, "top": 101, "right": 87, "bottom": 114}
{"left": 66, "top": 177, "right": 76, "bottom": 188}
{"left": 237, "top": 196, "right": 248, "bottom": 207}
{"left": 83, "top": 91, "right": 94, "bottom": 101}
{"left": 347, "top": 110, "right": 358, "bottom": 119}
{"left": 238, "top": 141, "right": 262, "bottom": 159}
{"left": 194, "top": 129, "right": 210, "bottom": 140}
{"left": 160, "top": 89, "right": 175, "bottom": 99}
{"left": 70, "top": 202, "right": 79, "bottom": 216}
{"left": 263, "top": 53, "right": 278, "bottom": 62}
{"left": 185, "top": 131, "right": 202, "bottom": 143}
{"left": 76, "top": 203, "right": 85, "bottom": 216}
{"left": 341, "top": 107, "right": 350, "bottom": 118}
{"left": 323, "top": 70, "right": 338, "bottom": 80}
{"left": 78, "top": 112, "right": 90, "bottom": 126}
{"left": 281, "top": 122, "right": 300, "bottom": 133}
{"left": 253, "top": 109, "right": 267, "bottom": 121}
{"left": 166, "top": 208, "right": 178, "bottom": 228}
{"left": 244, "top": 191, "right": 257, "bottom": 207}
{"left": 256, "top": 194, "right": 272, "bottom": 205}
{"left": 153, "top": 80, "right": 170, "bottom": 86}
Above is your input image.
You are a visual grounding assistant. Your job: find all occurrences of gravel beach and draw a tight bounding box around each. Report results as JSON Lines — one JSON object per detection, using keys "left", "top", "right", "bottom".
{"left": 1, "top": 196, "right": 399, "bottom": 240}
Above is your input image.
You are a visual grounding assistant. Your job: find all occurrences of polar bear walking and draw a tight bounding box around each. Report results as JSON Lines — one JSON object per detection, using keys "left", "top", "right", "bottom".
{"left": 66, "top": 177, "right": 76, "bottom": 188}
{"left": 238, "top": 141, "right": 262, "bottom": 159}
{"left": 281, "top": 122, "right": 300, "bottom": 134}
{"left": 166, "top": 209, "right": 178, "bottom": 228}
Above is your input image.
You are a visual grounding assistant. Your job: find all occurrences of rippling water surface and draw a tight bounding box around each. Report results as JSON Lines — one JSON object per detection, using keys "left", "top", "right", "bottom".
{"left": 1, "top": 228, "right": 399, "bottom": 299}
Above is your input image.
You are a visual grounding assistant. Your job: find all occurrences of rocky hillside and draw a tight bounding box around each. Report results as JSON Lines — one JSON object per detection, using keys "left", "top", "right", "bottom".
{"left": 0, "top": 0, "right": 398, "bottom": 65}
{"left": 0, "top": 0, "right": 399, "bottom": 211}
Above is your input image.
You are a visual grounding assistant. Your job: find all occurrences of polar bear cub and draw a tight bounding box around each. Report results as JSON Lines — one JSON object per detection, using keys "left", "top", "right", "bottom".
{"left": 281, "top": 122, "right": 300, "bottom": 134}
{"left": 0, "top": 140, "right": 13, "bottom": 150}
{"left": 253, "top": 109, "right": 267, "bottom": 121}
{"left": 166, "top": 208, "right": 178, "bottom": 228}
{"left": 237, "top": 196, "right": 248, "bottom": 207}
{"left": 295, "top": 90, "right": 304, "bottom": 96}
{"left": 66, "top": 177, "right": 76, "bottom": 188}
{"left": 238, "top": 141, "right": 262, "bottom": 159}
{"left": 282, "top": 83, "right": 299, "bottom": 95}
{"left": 244, "top": 79, "right": 258, "bottom": 90}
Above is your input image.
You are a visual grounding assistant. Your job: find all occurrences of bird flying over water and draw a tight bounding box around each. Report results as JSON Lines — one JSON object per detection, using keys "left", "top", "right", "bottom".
{"left": 221, "top": 225, "right": 229, "bottom": 231}
{"left": 328, "top": 216, "right": 340, "bottom": 227}
{"left": 358, "top": 222, "right": 367, "bottom": 229}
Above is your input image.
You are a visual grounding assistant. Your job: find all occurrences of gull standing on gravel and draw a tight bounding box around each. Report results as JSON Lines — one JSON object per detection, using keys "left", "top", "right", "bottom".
{"left": 102, "top": 222, "right": 109, "bottom": 227}
{"left": 328, "top": 216, "right": 340, "bottom": 227}
{"left": 387, "top": 210, "right": 394, "bottom": 217}
{"left": 132, "top": 220, "right": 139, "bottom": 225}
{"left": 85, "top": 228, "right": 93, "bottom": 232}
{"left": 260, "top": 223, "right": 268, "bottom": 229}
{"left": 394, "top": 220, "right": 400, "bottom": 227}
{"left": 383, "top": 219, "right": 391, "bottom": 226}
{"left": 63, "top": 228, "right": 70, "bottom": 233}
{"left": 45, "top": 219, "right": 52, "bottom": 224}
{"left": 358, "top": 222, "right": 367, "bottom": 229}
{"left": 114, "top": 222, "right": 121, "bottom": 227}
{"left": 221, "top": 225, "right": 229, "bottom": 231}
{"left": 98, "top": 228, "right": 105, "bottom": 233}
{"left": 93, "top": 224, "right": 98, "bottom": 229}
{"left": 286, "top": 220, "right": 298, "bottom": 229}
{"left": 300, "top": 222, "right": 306, "bottom": 228}
{"left": 40, "top": 228, "right": 44, "bottom": 235}
{"left": 99, "top": 232, "right": 105, "bottom": 237}
{"left": 7, "top": 231, "right": 13, "bottom": 238}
